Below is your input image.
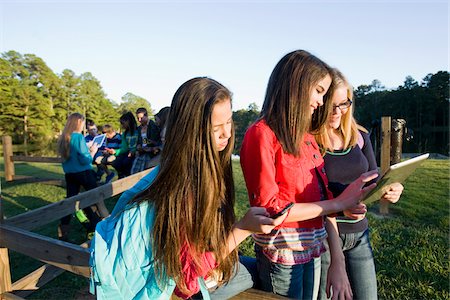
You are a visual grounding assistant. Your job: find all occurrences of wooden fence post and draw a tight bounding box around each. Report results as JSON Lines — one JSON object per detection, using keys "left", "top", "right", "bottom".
{"left": 0, "top": 178, "right": 13, "bottom": 297}
{"left": 380, "top": 117, "right": 391, "bottom": 214}
{"left": 2, "top": 136, "right": 14, "bottom": 182}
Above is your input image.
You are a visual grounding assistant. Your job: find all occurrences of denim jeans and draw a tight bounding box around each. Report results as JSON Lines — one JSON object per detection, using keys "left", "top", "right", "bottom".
{"left": 192, "top": 256, "right": 256, "bottom": 300}
{"left": 318, "top": 228, "right": 378, "bottom": 300}
{"left": 255, "top": 245, "right": 320, "bottom": 299}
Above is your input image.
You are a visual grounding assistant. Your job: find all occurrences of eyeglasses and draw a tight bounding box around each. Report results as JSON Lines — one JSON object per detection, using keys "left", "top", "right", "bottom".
{"left": 332, "top": 99, "right": 353, "bottom": 112}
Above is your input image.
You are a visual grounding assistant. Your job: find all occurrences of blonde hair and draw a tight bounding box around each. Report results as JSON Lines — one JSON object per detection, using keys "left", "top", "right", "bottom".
{"left": 57, "top": 113, "right": 84, "bottom": 160}
{"left": 316, "top": 69, "right": 365, "bottom": 154}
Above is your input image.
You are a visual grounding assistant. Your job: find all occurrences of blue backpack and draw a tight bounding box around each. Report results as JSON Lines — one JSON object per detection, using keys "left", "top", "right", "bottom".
{"left": 90, "top": 167, "right": 210, "bottom": 299}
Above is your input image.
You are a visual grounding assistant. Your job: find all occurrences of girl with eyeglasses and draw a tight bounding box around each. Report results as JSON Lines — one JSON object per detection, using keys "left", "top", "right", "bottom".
{"left": 315, "top": 68, "right": 404, "bottom": 300}
{"left": 240, "top": 50, "right": 379, "bottom": 300}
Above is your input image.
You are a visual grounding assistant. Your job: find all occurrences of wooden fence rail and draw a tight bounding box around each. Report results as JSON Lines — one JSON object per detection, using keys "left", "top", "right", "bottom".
{"left": 0, "top": 165, "right": 152, "bottom": 299}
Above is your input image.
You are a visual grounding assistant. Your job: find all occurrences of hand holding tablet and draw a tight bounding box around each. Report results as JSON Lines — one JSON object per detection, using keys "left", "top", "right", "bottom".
{"left": 362, "top": 153, "right": 429, "bottom": 204}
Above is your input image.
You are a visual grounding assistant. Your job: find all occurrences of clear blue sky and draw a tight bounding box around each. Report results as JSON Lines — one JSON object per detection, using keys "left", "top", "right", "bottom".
{"left": 1, "top": 0, "right": 448, "bottom": 112}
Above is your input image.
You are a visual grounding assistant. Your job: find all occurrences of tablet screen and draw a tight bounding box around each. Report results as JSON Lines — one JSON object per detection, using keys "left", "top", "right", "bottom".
{"left": 92, "top": 134, "right": 106, "bottom": 147}
{"left": 362, "top": 153, "right": 429, "bottom": 204}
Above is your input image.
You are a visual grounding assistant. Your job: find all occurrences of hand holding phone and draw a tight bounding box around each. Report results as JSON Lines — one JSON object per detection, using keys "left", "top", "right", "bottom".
{"left": 271, "top": 202, "right": 294, "bottom": 219}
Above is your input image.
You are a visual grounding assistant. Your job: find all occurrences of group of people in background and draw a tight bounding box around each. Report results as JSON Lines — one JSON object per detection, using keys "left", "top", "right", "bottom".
{"left": 56, "top": 49, "right": 405, "bottom": 300}
{"left": 56, "top": 107, "right": 170, "bottom": 241}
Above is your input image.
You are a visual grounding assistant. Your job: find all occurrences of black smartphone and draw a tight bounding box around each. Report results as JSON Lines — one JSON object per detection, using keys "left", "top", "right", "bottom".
{"left": 271, "top": 202, "right": 294, "bottom": 219}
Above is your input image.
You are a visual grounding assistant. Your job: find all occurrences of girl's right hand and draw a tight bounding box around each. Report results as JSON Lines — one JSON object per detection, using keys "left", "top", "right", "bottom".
{"left": 236, "top": 207, "right": 286, "bottom": 234}
{"left": 89, "top": 144, "right": 98, "bottom": 156}
{"left": 336, "top": 170, "right": 378, "bottom": 211}
{"left": 343, "top": 203, "right": 367, "bottom": 220}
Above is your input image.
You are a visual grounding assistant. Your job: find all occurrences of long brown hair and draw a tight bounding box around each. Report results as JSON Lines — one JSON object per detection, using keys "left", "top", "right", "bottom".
{"left": 134, "top": 77, "right": 236, "bottom": 294}
{"left": 57, "top": 113, "right": 84, "bottom": 160}
{"left": 261, "top": 50, "right": 332, "bottom": 156}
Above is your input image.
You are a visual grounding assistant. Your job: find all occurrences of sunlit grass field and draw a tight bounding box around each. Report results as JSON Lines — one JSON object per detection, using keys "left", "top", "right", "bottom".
{"left": 0, "top": 158, "right": 448, "bottom": 299}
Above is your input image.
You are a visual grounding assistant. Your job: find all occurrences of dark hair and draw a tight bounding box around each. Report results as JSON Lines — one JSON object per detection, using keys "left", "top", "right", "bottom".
{"left": 86, "top": 119, "right": 96, "bottom": 128}
{"left": 136, "top": 107, "right": 148, "bottom": 116}
{"left": 261, "top": 50, "right": 332, "bottom": 156}
{"left": 119, "top": 111, "right": 137, "bottom": 135}
{"left": 155, "top": 106, "right": 171, "bottom": 129}
{"left": 135, "top": 77, "right": 236, "bottom": 294}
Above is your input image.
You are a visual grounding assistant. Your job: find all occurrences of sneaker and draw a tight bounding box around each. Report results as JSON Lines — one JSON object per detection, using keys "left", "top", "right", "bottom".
{"left": 105, "top": 172, "right": 115, "bottom": 183}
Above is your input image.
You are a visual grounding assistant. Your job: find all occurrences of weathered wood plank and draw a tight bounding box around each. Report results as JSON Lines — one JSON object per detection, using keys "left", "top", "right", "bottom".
{"left": 11, "top": 156, "right": 63, "bottom": 163}
{"left": 2, "top": 136, "right": 15, "bottom": 181}
{"left": 11, "top": 264, "right": 64, "bottom": 298}
{"left": 10, "top": 241, "right": 90, "bottom": 298}
{"left": 0, "top": 292, "right": 24, "bottom": 300}
{"left": 0, "top": 225, "right": 90, "bottom": 278}
{"left": 8, "top": 176, "right": 65, "bottom": 187}
{"left": 0, "top": 248, "right": 12, "bottom": 296}
{"left": 4, "top": 168, "right": 152, "bottom": 230}
{"left": 380, "top": 116, "right": 391, "bottom": 214}
{"left": 230, "top": 288, "right": 288, "bottom": 299}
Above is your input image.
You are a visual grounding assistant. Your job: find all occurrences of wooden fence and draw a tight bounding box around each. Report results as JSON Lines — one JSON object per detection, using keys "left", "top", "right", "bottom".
{"left": 0, "top": 165, "right": 154, "bottom": 299}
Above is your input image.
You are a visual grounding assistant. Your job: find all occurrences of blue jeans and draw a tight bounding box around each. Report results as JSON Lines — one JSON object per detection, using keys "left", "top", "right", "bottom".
{"left": 192, "top": 256, "right": 256, "bottom": 299}
{"left": 255, "top": 245, "right": 320, "bottom": 299}
{"left": 318, "top": 228, "right": 378, "bottom": 300}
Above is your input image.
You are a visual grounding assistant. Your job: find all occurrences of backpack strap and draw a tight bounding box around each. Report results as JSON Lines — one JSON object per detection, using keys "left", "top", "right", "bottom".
{"left": 199, "top": 277, "right": 211, "bottom": 300}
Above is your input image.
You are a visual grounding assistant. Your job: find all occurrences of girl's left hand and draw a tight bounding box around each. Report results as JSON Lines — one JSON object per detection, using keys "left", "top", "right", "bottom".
{"left": 326, "top": 261, "right": 353, "bottom": 300}
{"left": 381, "top": 182, "right": 403, "bottom": 203}
{"left": 236, "top": 207, "right": 287, "bottom": 234}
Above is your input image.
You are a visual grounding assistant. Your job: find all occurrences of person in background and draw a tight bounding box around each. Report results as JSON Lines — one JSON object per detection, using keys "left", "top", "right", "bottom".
{"left": 91, "top": 77, "right": 286, "bottom": 299}
{"left": 315, "top": 68, "right": 403, "bottom": 300}
{"left": 84, "top": 119, "right": 98, "bottom": 143}
{"left": 57, "top": 113, "right": 102, "bottom": 241}
{"left": 94, "top": 124, "right": 121, "bottom": 184}
{"left": 108, "top": 112, "right": 139, "bottom": 178}
{"left": 130, "top": 107, "right": 161, "bottom": 174}
{"left": 155, "top": 106, "right": 171, "bottom": 145}
{"left": 84, "top": 119, "right": 106, "bottom": 181}
{"left": 240, "top": 50, "right": 378, "bottom": 300}
{"left": 143, "top": 106, "right": 171, "bottom": 168}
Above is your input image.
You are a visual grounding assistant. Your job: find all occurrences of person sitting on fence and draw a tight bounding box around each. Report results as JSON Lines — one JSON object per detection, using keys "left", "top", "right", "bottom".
{"left": 93, "top": 124, "right": 121, "bottom": 184}
{"left": 314, "top": 68, "right": 404, "bottom": 300}
{"left": 130, "top": 107, "right": 162, "bottom": 174}
{"left": 57, "top": 113, "right": 102, "bottom": 241}
{"left": 107, "top": 112, "right": 139, "bottom": 179}
{"left": 90, "top": 77, "right": 286, "bottom": 300}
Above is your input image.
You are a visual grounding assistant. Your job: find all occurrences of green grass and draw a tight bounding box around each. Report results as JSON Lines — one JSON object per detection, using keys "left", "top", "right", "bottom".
{"left": 1, "top": 158, "right": 449, "bottom": 299}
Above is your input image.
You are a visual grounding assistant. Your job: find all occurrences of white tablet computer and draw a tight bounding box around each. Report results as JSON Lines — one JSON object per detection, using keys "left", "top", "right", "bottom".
{"left": 91, "top": 134, "right": 106, "bottom": 148}
{"left": 362, "top": 153, "right": 429, "bottom": 204}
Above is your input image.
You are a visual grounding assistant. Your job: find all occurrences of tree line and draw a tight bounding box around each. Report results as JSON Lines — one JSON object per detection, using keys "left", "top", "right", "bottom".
{"left": 0, "top": 50, "right": 153, "bottom": 147}
{"left": 233, "top": 72, "right": 449, "bottom": 156}
{"left": 0, "top": 50, "right": 448, "bottom": 156}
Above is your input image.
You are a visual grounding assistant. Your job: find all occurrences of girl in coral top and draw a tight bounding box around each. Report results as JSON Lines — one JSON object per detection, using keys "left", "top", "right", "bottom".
{"left": 240, "top": 50, "right": 378, "bottom": 300}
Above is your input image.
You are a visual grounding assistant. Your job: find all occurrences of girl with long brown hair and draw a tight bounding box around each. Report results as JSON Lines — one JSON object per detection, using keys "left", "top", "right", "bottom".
{"left": 91, "top": 77, "right": 285, "bottom": 299}
{"left": 57, "top": 113, "right": 101, "bottom": 241}
{"left": 240, "top": 50, "right": 378, "bottom": 299}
